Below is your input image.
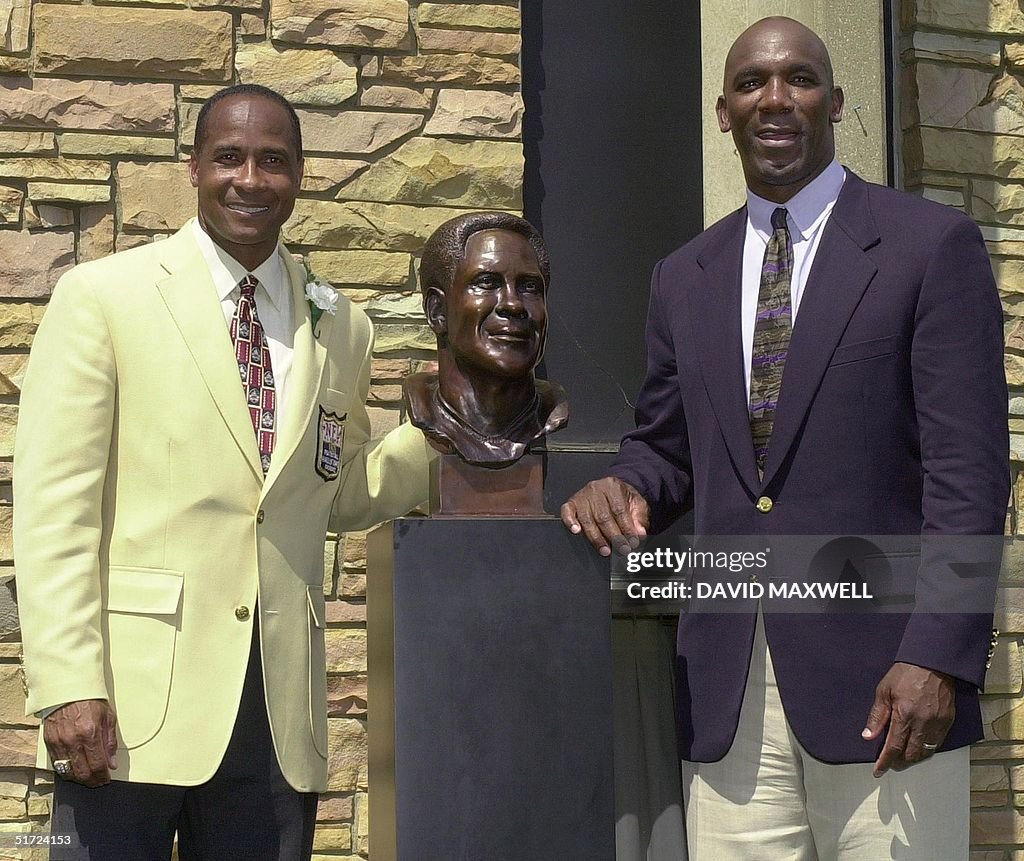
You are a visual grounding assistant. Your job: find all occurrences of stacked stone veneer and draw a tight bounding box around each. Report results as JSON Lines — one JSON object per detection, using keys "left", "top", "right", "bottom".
{"left": 903, "top": 0, "right": 1024, "bottom": 856}
{"left": 0, "top": 1, "right": 523, "bottom": 857}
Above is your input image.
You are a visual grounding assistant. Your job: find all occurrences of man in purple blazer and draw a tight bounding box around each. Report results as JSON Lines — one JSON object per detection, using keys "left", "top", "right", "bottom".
{"left": 563, "top": 17, "right": 1007, "bottom": 859}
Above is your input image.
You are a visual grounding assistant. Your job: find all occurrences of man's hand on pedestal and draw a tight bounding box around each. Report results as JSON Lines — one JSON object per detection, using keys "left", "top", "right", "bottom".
{"left": 561, "top": 477, "right": 650, "bottom": 557}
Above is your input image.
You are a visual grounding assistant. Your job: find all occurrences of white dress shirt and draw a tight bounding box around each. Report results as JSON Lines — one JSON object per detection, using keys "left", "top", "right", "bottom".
{"left": 191, "top": 218, "right": 296, "bottom": 426}
{"left": 741, "top": 159, "right": 846, "bottom": 398}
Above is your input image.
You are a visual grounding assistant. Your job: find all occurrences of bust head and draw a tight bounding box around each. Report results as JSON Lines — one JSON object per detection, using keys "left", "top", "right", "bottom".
{"left": 420, "top": 211, "right": 551, "bottom": 382}
{"left": 407, "top": 212, "right": 567, "bottom": 468}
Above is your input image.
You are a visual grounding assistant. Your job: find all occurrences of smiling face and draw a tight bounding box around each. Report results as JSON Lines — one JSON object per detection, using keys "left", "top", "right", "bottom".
{"left": 716, "top": 17, "right": 843, "bottom": 203}
{"left": 189, "top": 94, "right": 303, "bottom": 271}
{"left": 428, "top": 229, "right": 548, "bottom": 382}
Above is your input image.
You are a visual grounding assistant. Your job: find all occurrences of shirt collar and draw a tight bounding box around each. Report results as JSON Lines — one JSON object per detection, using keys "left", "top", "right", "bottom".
{"left": 191, "top": 217, "right": 286, "bottom": 311}
{"left": 746, "top": 160, "right": 846, "bottom": 241}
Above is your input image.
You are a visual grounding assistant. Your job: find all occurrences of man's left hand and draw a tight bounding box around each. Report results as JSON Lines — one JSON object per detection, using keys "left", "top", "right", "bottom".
{"left": 862, "top": 662, "right": 955, "bottom": 777}
{"left": 43, "top": 699, "right": 118, "bottom": 787}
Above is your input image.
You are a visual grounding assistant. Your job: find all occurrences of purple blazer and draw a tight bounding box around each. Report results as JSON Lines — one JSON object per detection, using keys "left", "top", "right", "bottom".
{"left": 609, "top": 171, "right": 1009, "bottom": 764}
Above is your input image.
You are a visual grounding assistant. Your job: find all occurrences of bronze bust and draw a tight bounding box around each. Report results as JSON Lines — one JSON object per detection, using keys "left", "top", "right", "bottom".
{"left": 404, "top": 212, "right": 568, "bottom": 469}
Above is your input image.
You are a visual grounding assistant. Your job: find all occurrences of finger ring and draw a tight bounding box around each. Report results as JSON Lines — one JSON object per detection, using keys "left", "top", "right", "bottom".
{"left": 52, "top": 759, "right": 72, "bottom": 777}
{"left": 922, "top": 743, "right": 939, "bottom": 752}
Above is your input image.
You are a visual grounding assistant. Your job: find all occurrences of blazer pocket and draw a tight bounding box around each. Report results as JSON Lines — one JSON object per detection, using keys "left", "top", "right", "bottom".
{"left": 103, "top": 566, "right": 183, "bottom": 749}
{"left": 307, "top": 586, "right": 329, "bottom": 758}
{"left": 863, "top": 551, "right": 919, "bottom": 610}
{"left": 829, "top": 334, "right": 901, "bottom": 368}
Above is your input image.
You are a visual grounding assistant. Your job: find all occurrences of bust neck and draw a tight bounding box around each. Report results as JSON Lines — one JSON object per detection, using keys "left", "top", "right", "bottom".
{"left": 436, "top": 352, "right": 538, "bottom": 438}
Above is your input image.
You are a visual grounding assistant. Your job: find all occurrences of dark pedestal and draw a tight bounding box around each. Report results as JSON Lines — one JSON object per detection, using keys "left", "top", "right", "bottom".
{"left": 367, "top": 517, "right": 615, "bottom": 861}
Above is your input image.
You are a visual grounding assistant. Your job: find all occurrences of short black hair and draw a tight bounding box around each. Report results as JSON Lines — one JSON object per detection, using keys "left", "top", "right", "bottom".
{"left": 420, "top": 212, "right": 551, "bottom": 299}
{"left": 193, "top": 84, "right": 303, "bottom": 158}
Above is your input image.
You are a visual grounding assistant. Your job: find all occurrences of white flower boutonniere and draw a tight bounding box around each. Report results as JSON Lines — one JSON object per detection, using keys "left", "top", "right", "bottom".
{"left": 304, "top": 263, "right": 337, "bottom": 337}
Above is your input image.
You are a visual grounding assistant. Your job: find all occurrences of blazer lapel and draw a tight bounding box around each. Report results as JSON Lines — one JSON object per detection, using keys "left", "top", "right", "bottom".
{"left": 261, "top": 253, "right": 337, "bottom": 492}
{"left": 761, "top": 172, "right": 881, "bottom": 487}
{"left": 693, "top": 210, "right": 760, "bottom": 497}
{"left": 155, "top": 227, "right": 263, "bottom": 482}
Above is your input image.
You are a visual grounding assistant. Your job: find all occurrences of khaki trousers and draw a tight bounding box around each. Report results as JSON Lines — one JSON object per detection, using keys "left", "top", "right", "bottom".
{"left": 682, "top": 613, "right": 969, "bottom": 860}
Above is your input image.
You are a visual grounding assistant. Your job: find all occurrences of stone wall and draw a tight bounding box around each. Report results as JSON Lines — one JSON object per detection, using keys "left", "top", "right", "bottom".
{"left": 0, "top": 1, "right": 523, "bottom": 857}
{"left": 903, "top": 1, "right": 1024, "bottom": 856}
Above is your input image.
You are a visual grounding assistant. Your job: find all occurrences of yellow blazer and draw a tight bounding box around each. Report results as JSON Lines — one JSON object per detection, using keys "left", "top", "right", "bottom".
{"left": 13, "top": 223, "right": 431, "bottom": 792}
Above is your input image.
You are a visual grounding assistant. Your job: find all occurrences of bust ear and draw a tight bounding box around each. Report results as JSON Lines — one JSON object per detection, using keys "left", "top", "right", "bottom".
{"left": 424, "top": 287, "right": 447, "bottom": 336}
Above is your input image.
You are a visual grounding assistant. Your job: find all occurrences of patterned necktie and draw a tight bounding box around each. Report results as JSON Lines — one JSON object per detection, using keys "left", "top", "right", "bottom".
{"left": 749, "top": 207, "right": 793, "bottom": 477}
{"left": 230, "top": 274, "right": 275, "bottom": 475}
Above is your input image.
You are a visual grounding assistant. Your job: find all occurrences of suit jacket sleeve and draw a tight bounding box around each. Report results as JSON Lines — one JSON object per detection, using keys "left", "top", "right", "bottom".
{"left": 896, "top": 215, "right": 1009, "bottom": 689}
{"left": 14, "top": 268, "right": 115, "bottom": 714}
{"left": 328, "top": 317, "right": 434, "bottom": 534}
{"left": 608, "top": 259, "right": 694, "bottom": 532}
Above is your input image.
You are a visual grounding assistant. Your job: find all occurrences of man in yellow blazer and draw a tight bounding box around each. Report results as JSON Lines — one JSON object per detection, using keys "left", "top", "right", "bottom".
{"left": 13, "top": 84, "right": 432, "bottom": 859}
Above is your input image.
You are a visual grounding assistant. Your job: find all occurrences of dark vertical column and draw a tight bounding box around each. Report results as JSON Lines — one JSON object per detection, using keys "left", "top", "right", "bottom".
{"left": 522, "top": 0, "right": 703, "bottom": 461}
{"left": 882, "top": 0, "right": 898, "bottom": 186}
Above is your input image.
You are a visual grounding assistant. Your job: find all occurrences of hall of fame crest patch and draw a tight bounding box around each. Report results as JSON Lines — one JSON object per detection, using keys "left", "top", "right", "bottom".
{"left": 315, "top": 406, "right": 345, "bottom": 481}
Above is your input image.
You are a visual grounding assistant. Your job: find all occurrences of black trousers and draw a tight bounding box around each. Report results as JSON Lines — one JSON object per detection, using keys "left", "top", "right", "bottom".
{"left": 49, "top": 626, "right": 318, "bottom": 861}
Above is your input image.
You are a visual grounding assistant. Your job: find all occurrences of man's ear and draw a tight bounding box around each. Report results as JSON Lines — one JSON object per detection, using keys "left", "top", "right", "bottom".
{"left": 188, "top": 150, "right": 200, "bottom": 189}
{"left": 424, "top": 287, "right": 447, "bottom": 337}
{"left": 716, "top": 95, "right": 731, "bottom": 133}
{"left": 830, "top": 86, "right": 845, "bottom": 124}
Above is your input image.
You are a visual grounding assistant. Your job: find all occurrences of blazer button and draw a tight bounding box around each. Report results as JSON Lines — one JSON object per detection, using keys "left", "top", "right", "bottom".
{"left": 756, "top": 496, "right": 773, "bottom": 513}
{"left": 256, "top": 510, "right": 265, "bottom": 524}
{"left": 235, "top": 606, "right": 250, "bottom": 621}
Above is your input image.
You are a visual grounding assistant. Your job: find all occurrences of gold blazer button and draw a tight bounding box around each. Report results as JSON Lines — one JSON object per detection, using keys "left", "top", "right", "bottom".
{"left": 235, "top": 606, "right": 251, "bottom": 621}
{"left": 256, "top": 510, "right": 265, "bottom": 524}
{"left": 756, "top": 496, "right": 773, "bottom": 513}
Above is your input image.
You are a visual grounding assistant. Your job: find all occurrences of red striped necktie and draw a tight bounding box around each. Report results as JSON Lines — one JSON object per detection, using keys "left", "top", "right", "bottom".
{"left": 230, "top": 274, "right": 275, "bottom": 475}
